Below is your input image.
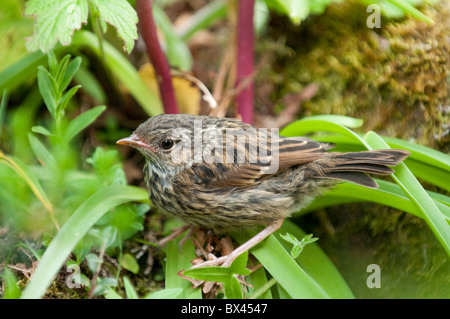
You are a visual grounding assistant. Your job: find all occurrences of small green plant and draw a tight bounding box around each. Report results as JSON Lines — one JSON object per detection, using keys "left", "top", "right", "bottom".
{"left": 280, "top": 233, "right": 319, "bottom": 259}
{"left": 0, "top": 52, "right": 149, "bottom": 298}
{"left": 182, "top": 252, "right": 251, "bottom": 299}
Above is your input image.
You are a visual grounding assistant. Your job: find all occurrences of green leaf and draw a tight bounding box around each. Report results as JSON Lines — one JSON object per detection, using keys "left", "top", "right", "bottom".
{"left": 102, "top": 225, "right": 118, "bottom": 248}
{"left": 380, "top": 135, "right": 450, "bottom": 172}
{"left": 254, "top": 0, "right": 270, "bottom": 35}
{"left": 182, "top": 252, "right": 250, "bottom": 282}
{"left": 64, "top": 105, "right": 106, "bottom": 143}
{"left": 0, "top": 152, "right": 54, "bottom": 216}
{"left": 154, "top": 5, "right": 192, "bottom": 70}
{"left": 175, "top": 0, "right": 227, "bottom": 41}
{"left": 0, "top": 31, "right": 163, "bottom": 116}
{"left": 1, "top": 268, "right": 22, "bottom": 299}
{"left": 91, "top": 0, "right": 138, "bottom": 54}
{"left": 73, "top": 66, "right": 107, "bottom": 103}
{"left": 36, "top": 66, "right": 57, "bottom": 119}
{"left": 231, "top": 228, "right": 331, "bottom": 298}
{"left": 123, "top": 276, "right": 139, "bottom": 299}
{"left": 57, "top": 85, "right": 81, "bottom": 118}
{"left": 86, "top": 253, "right": 102, "bottom": 273}
{"left": 164, "top": 221, "right": 202, "bottom": 299}
{"left": 31, "top": 126, "right": 54, "bottom": 137}
{"left": 47, "top": 51, "right": 59, "bottom": 75}
{"left": 385, "top": 0, "right": 434, "bottom": 24}
{"left": 303, "top": 179, "right": 450, "bottom": 221}
{"left": 279, "top": 233, "right": 318, "bottom": 258}
{"left": 364, "top": 131, "right": 450, "bottom": 256}
{"left": 54, "top": 54, "right": 72, "bottom": 89}
{"left": 307, "top": 0, "right": 334, "bottom": 15}
{"left": 94, "top": 277, "right": 118, "bottom": 296}
{"left": 265, "top": 0, "right": 310, "bottom": 25}
{"left": 277, "top": 220, "right": 354, "bottom": 298}
{"left": 144, "top": 288, "right": 183, "bottom": 299}
{"left": 60, "top": 56, "right": 82, "bottom": 91}
{"left": 182, "top": 252, "right": 251, "bottom": 299}
{"left": 28, "top": 133, "right": 57, "bottom": 172}
{"left": 72, "top": 31, "right": 163, "bottom": 115}
{"left": 20, "top": 185, "right": 148, "bottom": 299}
{"left": 121, "top": 253, "right": 139, "bottom": 274}
{"left": 281, "top": 114, "right": 364, "bottom": 137}
{"left": 104, "top": 288, "right": 123, "bottom": 299}
{"left": 24, "top": 0, "right": 89, "bottom": 53}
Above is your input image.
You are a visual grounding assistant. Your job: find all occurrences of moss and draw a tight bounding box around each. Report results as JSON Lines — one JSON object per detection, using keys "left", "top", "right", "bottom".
{"left": 260, "top": 0, "right": 450, "bottom": 151}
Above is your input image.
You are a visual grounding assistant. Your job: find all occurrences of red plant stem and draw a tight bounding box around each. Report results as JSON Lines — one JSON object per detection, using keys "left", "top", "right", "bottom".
{"left": 137, "top": 0, "right": 178, "bottom": 114}
{"left": 235, "top": 0, "right": 255, "bottom": 124}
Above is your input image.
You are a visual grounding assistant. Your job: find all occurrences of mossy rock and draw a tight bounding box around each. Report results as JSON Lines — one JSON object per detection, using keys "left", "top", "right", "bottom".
{"left": 259, "top": 0, "right": 449, "bottom": 151}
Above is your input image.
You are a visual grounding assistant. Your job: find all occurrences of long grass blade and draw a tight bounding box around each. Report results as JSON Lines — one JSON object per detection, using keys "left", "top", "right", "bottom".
{"left": 21, "top": 185, "right": 148, "bottom": 299}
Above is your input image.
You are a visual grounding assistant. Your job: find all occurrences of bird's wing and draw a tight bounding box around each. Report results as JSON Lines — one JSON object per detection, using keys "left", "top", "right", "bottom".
{"left": 177, "top": 135, "right": 331, "bottom": 190}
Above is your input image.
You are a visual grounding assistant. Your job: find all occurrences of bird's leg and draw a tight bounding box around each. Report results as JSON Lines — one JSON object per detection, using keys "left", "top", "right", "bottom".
{"left": 190, "top": 219, "right": 284, "bottom": 269}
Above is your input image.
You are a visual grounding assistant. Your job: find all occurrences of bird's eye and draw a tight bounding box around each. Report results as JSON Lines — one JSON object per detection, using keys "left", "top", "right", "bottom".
{"left": 161, "top": 139, "right": 174, "bottom": 150}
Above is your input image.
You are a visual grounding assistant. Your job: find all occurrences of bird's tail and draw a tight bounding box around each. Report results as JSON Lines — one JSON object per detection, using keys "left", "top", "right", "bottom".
{"left": 311, "top": 149, "right": 410, "bottom": 188}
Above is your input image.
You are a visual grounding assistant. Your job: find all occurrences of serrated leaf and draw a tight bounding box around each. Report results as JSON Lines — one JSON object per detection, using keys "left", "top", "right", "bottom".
{"left": 64, "top": 105, "right": 106, "bottom": 143}
{"left": 91, "top": 0, "right": 138, "bottom": 54}
{"left": 25, "top": 0, "right": 89, "bottom": 53}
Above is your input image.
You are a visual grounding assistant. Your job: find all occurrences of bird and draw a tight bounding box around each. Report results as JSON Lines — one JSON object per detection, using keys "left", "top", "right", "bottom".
{"left": 117, "top": 114, "right": 410, "bottom": 267}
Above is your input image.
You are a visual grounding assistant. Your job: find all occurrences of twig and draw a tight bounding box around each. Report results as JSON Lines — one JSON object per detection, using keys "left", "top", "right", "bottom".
{"left": 137, "top": 0, "right": 179, "bottom": 114}
{"left": 87, "top": 243, "right": 107, "bottom": 299}
{"left": 235, "top": 0, "right": 255, "bottom": 124}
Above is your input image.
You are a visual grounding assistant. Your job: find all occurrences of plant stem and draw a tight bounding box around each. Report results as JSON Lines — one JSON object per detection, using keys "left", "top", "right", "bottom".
{"left": 87, "top": 241, "right": 107, "bottom": 299}
{"left": 235, "top": 0, "right": 255, "bottom": 124}
{"left": 136, "top": 0, "right": 178, "bottom": 114}
{"left": 248, "top": 277, "right": 277, "bottom": 299}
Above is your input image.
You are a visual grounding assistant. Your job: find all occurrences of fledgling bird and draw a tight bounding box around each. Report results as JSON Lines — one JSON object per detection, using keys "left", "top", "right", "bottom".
{"left": 117, "top": 114, "right": 410, "bottom": 267}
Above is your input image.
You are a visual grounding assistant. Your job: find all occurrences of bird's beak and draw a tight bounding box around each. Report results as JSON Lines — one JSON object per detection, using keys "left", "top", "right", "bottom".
{"left": 116, "top": 134, "right": 156, "bottom": 152}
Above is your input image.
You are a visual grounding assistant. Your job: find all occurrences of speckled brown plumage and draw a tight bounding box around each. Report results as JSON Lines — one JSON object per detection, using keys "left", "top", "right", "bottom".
{"left": 118, "top": 114, "right": 410, "bottom": 233}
